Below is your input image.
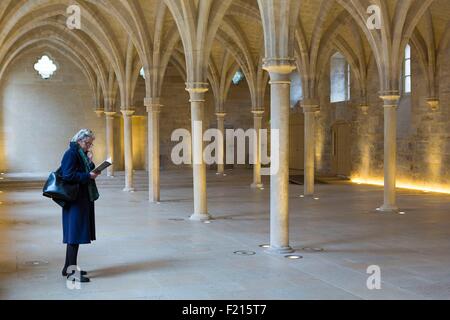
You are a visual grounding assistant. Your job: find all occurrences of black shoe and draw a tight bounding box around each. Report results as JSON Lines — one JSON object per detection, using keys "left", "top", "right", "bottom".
{"left": 62, "top": 270, "right": 88, "bottom": 277}
{"left": 67, "top": 274, "right": 90, "bottom": 283}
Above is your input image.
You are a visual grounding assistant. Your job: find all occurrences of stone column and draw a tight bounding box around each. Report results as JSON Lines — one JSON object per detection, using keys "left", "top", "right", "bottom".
{"left": 187, "top": 84, "right": 210, "bottom": 221}
{"left": 121, "top": 109, "right": 135, "bottom": 192}
{"left": 379, "top": 95, "right": 400, "bottom": 212}
{"left": 267, "top": 67, "right": 294, "bottom": 254}
{"left": 251, "top": 110, "right": 264, "bottom": 188}
{"left": 215, "top": 112, "right": 226, "bottom": 176}
{"left": 145, "top": 98, "right": 161, "bottom": 202}
{"left": 302, "top": 103, "right": 319, "bottom": 196}
{"left": 104, "top": 112, "right": 116, "bottom": 177}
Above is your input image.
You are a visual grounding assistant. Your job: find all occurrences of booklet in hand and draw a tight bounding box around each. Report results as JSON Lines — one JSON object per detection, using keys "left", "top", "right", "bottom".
{"left": 92, "top": 158, "right": 112, "bottom": 173}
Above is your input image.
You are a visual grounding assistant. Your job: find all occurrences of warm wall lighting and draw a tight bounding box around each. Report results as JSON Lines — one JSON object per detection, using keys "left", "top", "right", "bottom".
{"left": 351, "top": 176, "right": 450, "bottom": 194}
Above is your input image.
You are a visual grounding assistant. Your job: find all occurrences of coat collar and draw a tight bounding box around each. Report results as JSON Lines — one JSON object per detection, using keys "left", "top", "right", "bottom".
{"left": 69, "top": 141, "right": 79, "bottom": 151}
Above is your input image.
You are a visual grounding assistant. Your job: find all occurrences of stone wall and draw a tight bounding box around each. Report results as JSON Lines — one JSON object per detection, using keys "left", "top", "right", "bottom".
{"left": 0, "top": 50, "right": 256, "bottom": 174}
{"left": 0, "top": 48, "right": 106, "bottom": 174}
{"left": 316, "top": 44, "right": 450, "bottom": 190}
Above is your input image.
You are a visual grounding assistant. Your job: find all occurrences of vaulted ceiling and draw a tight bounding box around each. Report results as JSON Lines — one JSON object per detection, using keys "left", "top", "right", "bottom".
{"left": 0, "top": 0, "right": 448, "bottom": 111}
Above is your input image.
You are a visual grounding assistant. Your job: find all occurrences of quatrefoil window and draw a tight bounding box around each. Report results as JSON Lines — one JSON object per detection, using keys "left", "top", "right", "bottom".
{"left": 34, "top": 55, "right": 57, "bottom": 79}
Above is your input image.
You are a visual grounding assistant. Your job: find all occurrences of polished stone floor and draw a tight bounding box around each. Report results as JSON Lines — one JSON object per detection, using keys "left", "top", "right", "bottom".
{"left": 0, "top": 168, "right": 449, "bottom": 300}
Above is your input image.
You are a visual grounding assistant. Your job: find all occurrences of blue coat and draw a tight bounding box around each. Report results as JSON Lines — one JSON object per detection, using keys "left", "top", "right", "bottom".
{"left": 60, "top": 142, "right": 97, "bottom": 244}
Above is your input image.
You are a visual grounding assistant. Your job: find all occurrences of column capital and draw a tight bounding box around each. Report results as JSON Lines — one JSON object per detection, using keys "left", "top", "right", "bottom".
{"left": 268, "top": 72, "right": 291, "bottom": 84}
{"left": 145, "top": 97, "right": 162, "bottom": 113}
{"left": 185, "top": 82, "right": 209, "bottom": 93}
{"left": 188, "top": 91, "right": 206, "bottom": 103}
{"left": 144, "top": 97, "right": 161, "bottom": 106}
{"left": 251, "top": 110, "right": 264, "bottom": 116}
{"left": 426, "top": 98, "right": 439, "bottom": 111}
{"left": 380, "top": 95, "right": 400, "bottom": 108}
{"left": 263, "top": 58, "right": 296, "bottom": 74}
{"left": 302, "top": 105, "right": 320, "bottom": 113}
{"left": 104, "top": 111, "right": 116, "bottom": 117}
{"left": 215, "top": 112, "right": 226, "bottom": 118}
{"left": 121, "top": 109, "right": 135, "bottom": 116}
{"left": 94, "top": 109, "right": 104, "bottom": 117}
{"left": 359, "top": 105, "right": 369, "bottom": 115}
{"left": 147, "top": 105, "right": 161, "bottom": 113}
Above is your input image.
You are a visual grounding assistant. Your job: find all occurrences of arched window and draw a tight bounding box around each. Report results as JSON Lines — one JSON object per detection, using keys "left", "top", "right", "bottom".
{"left": 404, "top": 44, "right": 411, "bottom": 94}
{"left": 140, "top": 67, "right": 145, "bottom": 79}
{"left": 330, "top": 52, "right": 350, "bottom": 103}
{"left": 290, "top": 72, "right": 303, "bottom": 108}
{"left": 232, "top": 70, "right": 244, "bottom": 85}
{"left": 34, "top": 55, "right": 57, "bottom": 79}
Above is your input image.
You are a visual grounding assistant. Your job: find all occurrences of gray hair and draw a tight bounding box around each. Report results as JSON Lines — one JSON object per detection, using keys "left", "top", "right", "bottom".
{"left": 71, "top": 129, "right": 95, "bottom": 142}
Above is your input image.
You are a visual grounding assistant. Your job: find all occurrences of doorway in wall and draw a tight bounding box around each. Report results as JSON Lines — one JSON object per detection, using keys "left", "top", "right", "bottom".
{"left": 331, "top": 120, "right": 351, "bottom": 177}
{"left": 289, "top": 112, "right": 304, "bottom": 170}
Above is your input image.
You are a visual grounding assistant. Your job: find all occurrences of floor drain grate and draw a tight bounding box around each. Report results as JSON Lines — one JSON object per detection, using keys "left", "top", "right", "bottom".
{"left": 302, "top": 247, "right": 324, "bottom": 252}
{"left": 24, "top": 260, "right": 49, "bottom": 266}
{"left": 285, "top": 255, "right": 303, "bottom": 260}
{"left": 233, "top": 250, "right": 256, "bottom": 256}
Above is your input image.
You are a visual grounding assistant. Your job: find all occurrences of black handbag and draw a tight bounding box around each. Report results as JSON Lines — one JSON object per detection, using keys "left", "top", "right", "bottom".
{"left": 43, "top": 167, "right": 79, "bottom": 202}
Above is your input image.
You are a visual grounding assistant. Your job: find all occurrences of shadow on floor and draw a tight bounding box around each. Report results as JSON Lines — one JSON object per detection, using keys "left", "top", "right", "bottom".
{"left": 87, "top": 259, "right": 175, "bottom": 278}
{"left": 292, "top": 232, "right": 419, "bottom": 255}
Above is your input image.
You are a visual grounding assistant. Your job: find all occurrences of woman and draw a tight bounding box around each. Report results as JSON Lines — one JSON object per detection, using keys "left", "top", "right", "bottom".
{"left": 60, "top": 129, "right": 100, "bottom": 282}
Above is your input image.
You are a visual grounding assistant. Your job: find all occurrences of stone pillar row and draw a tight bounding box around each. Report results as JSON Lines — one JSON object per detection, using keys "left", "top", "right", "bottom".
{"left": 267, "top": 66, "right": 295, "bottom": 254}
{"left": 145, "top": 98, "right": 161, "bottom": 203}
{"left": 216, "top": 112, "right": 226, "bottom": 176}
{"left": 122, "top": 109, "right": 135, "bottom": 192}
{"left": 187, "top": 84, "right": 210, "bottom": 221}
{"left": 251, "top": 110, "right": 264, "bottom": 189}
{"left": 104, "top": 111, "right": 116, "bottom": 178}
{"left": 302, "top": 103, "right": 319, "bottom": 196}
{"left": 379, "top": 95, "right": 400, "bottom": 213}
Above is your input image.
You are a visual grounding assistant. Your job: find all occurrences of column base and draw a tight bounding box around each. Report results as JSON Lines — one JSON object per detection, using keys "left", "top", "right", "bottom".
{"left": 304, "top": 191, "right": 315, "bottom": 197}
{"left": 267, "top": 245, "right": 295, "bottom": 254}
{"left": 377, "top": 205, "right": 399, "bottom": 213}
{"left": 150, "top": 200, "right": 161, "bottom": 204}
{"left": 107, "top": 175, "right": 115, "bottom": 178}
{"left": 251, "top": 183, "right": 263, "bottom": 189}
{"left": 216, "top": 172, "right": 225, "bottom": 176}
{"left": 300, "top": 193, "right": 317, "bottom": 198}
{"left": 149, "top": 193, "right": 160, "bottom": 203}
{"left": 123, "top": 187, "right": 135, "bottom": 192}
{"left": 189, "top": 213, "right": 211, "bottom": 221}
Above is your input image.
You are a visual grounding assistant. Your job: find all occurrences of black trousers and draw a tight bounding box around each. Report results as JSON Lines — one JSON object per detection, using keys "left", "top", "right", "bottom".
{"left": 63, "top": 244, "right": 79, "bottom": 274}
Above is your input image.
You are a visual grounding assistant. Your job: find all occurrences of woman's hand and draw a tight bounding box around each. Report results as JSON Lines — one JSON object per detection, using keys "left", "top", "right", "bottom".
{"left": 87, "top": 151, "right": 94, "bottom": 162}
{"left": 90, "top": 172, "right": 100, "bottom": 180}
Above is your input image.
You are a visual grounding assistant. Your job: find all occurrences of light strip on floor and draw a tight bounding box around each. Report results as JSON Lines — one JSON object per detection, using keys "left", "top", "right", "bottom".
{"left": 351, "top": 177, "right": 450, "bottom": 195}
